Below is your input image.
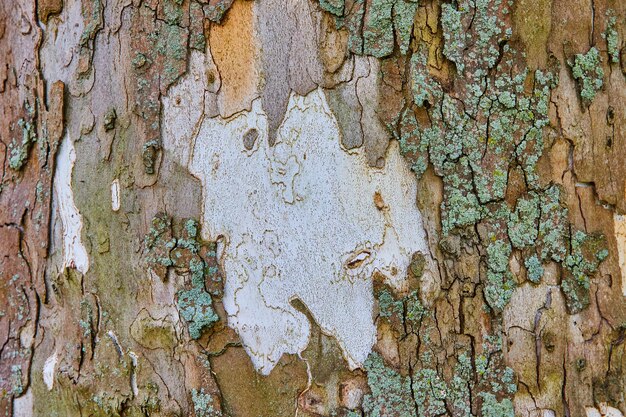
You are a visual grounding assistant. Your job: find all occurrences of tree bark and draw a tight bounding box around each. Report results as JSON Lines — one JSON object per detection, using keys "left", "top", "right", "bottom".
{"left": 0, "top": 0, "right": 625, "bottom": 416}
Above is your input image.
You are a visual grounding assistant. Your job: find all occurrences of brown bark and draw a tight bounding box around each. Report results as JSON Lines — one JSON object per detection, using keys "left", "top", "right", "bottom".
{"left": 0, "top": 0, "right": 625, "bottom": 416}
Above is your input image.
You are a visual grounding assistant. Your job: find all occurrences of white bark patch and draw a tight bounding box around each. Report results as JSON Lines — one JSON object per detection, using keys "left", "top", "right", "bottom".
{"left": 586, "top": 409, "right": 602, "bottom": 417}
{"left": 614, "top": 214, "right": 626, "bottom": 296}
{"left": 43, "top": 352, "right": 58, "bottom": 391}
{"left": 180, "top": 88, "right": 428, "bottom": 374}
{"left": 586, "top": 404, "right": 624, "bottom": 417}
{"left": 40, "top": 0, "right": 88, "bottom": 98}
{"left": 12, "top": 388, "right": 33, "bottom": 417}
{"left": 162, "top": 51, "right": 209, "bottom": 167}
{"left": 111, "top": 179, "right": 121, "bottom": 212}
{"left": 54, "top": 134, "right": 89, "bottom": 274}
{"left": 128, "top": 351, "right": 139, "bottom": 396}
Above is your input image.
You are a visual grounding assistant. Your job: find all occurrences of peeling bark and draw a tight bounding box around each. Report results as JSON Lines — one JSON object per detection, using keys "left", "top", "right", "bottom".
{"left": 1, "top": 0, "right": 625, "bottom": 416}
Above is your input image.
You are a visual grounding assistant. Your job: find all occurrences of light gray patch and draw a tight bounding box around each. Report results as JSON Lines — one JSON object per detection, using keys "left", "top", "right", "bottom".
{"left": 255, "top": 0, "right": 324, "bottom": 145}
{"left": 325, "top": 86, "right": 364, "bottom": 149}
{"left": 287, "top": 0, "right": 324, "bottom": 95}
{"left": 356, "top": 58, "right": 389, "bottom": 167}
{"left": 256, "top": 0, "right": 293, "bottom": 145}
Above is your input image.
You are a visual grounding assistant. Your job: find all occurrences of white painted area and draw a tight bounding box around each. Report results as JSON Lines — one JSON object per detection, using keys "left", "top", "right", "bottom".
{"left": 614, "top": 214, "right": 626, "bottom": 296}
{"left": 181, "top": 88, "right": 428, "bottom": 374}
{"left": 43, "top": 352, "right": 58, "bottom": 390}
{"left": 111, "top": 179, "right": 121, "bottom": 212}
{"left": 53, "top": 134, "right": 89, "bottom": 274}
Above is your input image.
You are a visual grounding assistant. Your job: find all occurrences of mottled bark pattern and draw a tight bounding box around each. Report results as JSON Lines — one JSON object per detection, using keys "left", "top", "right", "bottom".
{"left": 0, "top": 0, "right": 625, "bottom": 416}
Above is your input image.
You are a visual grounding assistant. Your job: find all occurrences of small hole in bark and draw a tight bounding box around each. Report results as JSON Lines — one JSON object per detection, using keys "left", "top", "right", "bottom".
{"left": 607, "top": 106, "right": 615, "bottom": 125}
{"left": 243, "top": 128, "right": 259, "bottom": 151}
{"left": 346, "top": 250, "right": 372, "bottom": 270}
{"left": 207, "top": 70, "right": 216, "bottom": 85}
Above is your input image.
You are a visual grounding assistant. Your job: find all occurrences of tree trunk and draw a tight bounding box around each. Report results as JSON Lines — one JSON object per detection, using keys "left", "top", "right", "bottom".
{"left": 1, "top": 0, "right": 625, "bottom": 416}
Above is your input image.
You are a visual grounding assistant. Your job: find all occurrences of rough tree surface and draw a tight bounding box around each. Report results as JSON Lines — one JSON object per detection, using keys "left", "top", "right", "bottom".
{"left": 0, "top": 0, "right": 625, "bottom": 416}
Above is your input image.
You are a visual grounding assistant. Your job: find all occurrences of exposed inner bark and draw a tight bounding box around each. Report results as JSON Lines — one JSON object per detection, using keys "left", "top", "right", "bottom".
{"left": 0, "top": 0, "right": 625, "bottom": 416}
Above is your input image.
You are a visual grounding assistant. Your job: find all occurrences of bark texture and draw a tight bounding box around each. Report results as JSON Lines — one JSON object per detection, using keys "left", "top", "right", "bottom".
{"left": 0, "top": 0, "right": 625, "bottom": 416}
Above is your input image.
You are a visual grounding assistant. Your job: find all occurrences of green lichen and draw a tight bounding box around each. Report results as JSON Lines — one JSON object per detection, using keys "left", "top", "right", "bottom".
{"left": 162, "top": 0, "right": 184, "bottom": 25}
{"left": 537, "top": 185, "right": 568, "bottom": 262}
{"left": 363, "top": 344, "right": 518, "bottom": 416}
{"left": 145, "top": 213, "right": 175, "bottom": 269}
{"left": 392, "top": 0, "right": 419, "bottom": 55}
{"left": 145, "top": 215, "right": 220, "bottom": 339}
{"left": 484, "top": 270, "right": 515, "bottom": 312}
{"left": 362, "top": 0, "right": 395, "bottom": 58}
{"left": 483, "top": 225, "right": 523, "bottom": 310}
{"left": 378, "top": 289, "right": 403, "bottom": 319}
{"left": 362, "top": 352, "right": 415, "bottom": 417}
{"left": 177, "top": 285, "right": 219, "bottom": 340}
{"left": 398, "top": 109, "right": 429, "bottom": 176}
{"left": 524, "top": 254, "right": 543, "bottom": 283}
{"left": 441, "top": 3, "right": 465, "bottom": 72}
{"left": 413, "top": 368, "right": 448, "bottom": 416}
{"left": 132, "top": 52, "right": 148, "bottom": 69}
{"left": 9, "top": 118, "right": 37, "bottom": 170}
{"left": 78, "top": 0, "right": 103, "bottom": 48}
{"left": 204, "top": 0, "right": 235, "bottom": 23}
{"left": 479, "top": 392, "right": 514, "bottom": 417}
{"left": 399, "top": 2, "right": 575, "bottom": 314}
{"left": 191, "top": 388, "right": 221, "bottom": 417}
{"left": 184, "top": 218, "right": 199, "bottom": 239}
{"left": 441, "top": 173, "right": 484, "bottom": 234}
{"left": 561, "top": 231, "right": 608, "bottom": 313}
{"left": 569, "top": 47, "right": 604, "bottom": 107}
{"left": 377, "top": 287, "right": 427, "bottom": 329}
{"left": 446, "top": 354, "right": 473, "bottom": 416}
{"left": 9, "top": 365, "right": 23, "bottom": 395}
{"left": 508, "top": 193, "right": 540, "bottom": 249}
{"left": 79, "top": 299, "right": 95, "bottom": 338}
{"left": 322, "top": 0, "right": 418, "bottom": 58}
{"left": 405, "top": 290, "right": 427, "bottom": 326}
{"left": 603, "top": 10, "right": 620, "bottom": 64}
{"left": 486, "top": 239, "right": 511, "bottom": 274}
{"left": 190, "top": 2, "right": 206, "bottom": 51}
{"left": 370, "top": 290, "right": 518, "bottom": 415}
{"left": 142, "top": 139, "right": 161, "bottom": 175}
{"left": 410, "top": 49, "right": 444, "bottom": 108}
{"left": 319, "top": 0, "right": 344, "bottom": 16}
